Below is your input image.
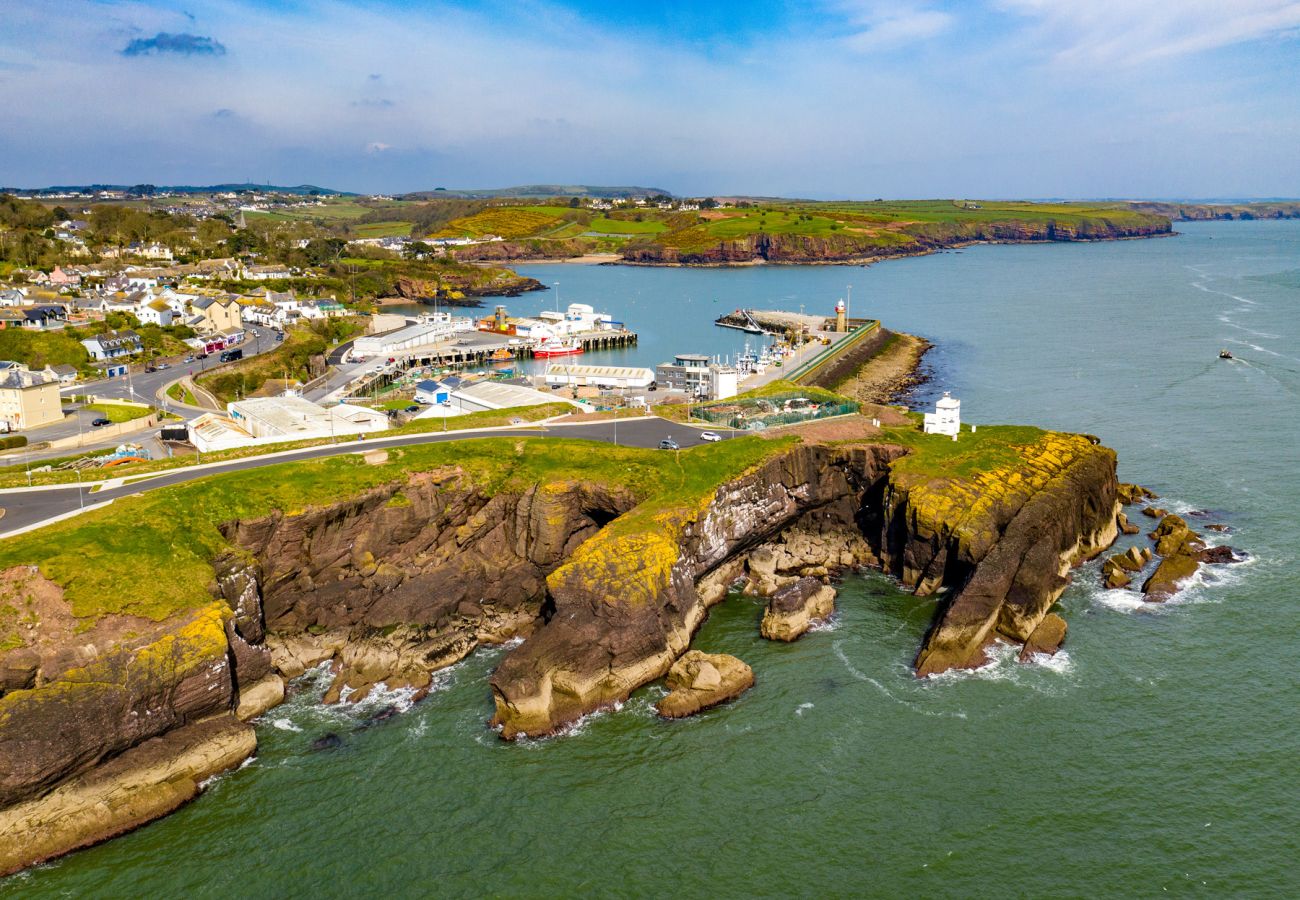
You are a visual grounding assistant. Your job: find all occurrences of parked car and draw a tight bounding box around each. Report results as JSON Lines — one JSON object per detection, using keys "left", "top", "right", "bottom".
{"left": 658, "top": 438, "right": 680, "bottom": 450}
{"left": 197, "top": 352, "right": 209, "bottom": 359}
{"left": 183, "top": 355, "right": 194, "bottom": 363}
{"left": 156, "top": 362, "right": 170, "bottom": 370}
{"left": 699, "top": 431, "right": 722, "bottom": 442}
{"left": 404, "top": 405, "right": 420, "bottom": 413}
{"left": 145, "top": 365, "right": 157, "bottom": 373}
{"left": 91, "top": 417, "right": 111, "bottom": 427}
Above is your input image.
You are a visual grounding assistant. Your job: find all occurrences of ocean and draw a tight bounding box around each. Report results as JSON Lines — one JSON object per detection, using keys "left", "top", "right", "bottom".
{"left": 7, "top": 220, "right": 1298, "bottom": 897}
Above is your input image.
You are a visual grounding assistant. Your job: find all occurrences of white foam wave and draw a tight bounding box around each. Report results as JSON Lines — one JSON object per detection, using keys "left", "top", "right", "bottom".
{"left": 808, "top": 614, "right": 840, "bottom": 633}
{"left": 833, "top": 641, "right": 968, "bottom": 717}
{"left": 1087, "top": 548, "right": 1257, "bottom": 613}
{"left": 795, "top": 702, "right": 814, "bottom": 716}
{"left": 269, "top": 717, "right": 302, "bottom": 732}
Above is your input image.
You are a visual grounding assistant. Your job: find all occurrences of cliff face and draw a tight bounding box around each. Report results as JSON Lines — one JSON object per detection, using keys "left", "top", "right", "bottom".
{"left": 488, "top": 435, "right": 1118, "bottom": 736}
{"left": 619, "top": 217, "right": 1172, "bottom": 266}
{"left": 0, "top": 426, "right": 1122, "bottom": 868}
{"left": 881, "top": 434, "right": 1119, "bottom": 675}
{"left": 488, "top": 444, "right": 903, "bottom": 738}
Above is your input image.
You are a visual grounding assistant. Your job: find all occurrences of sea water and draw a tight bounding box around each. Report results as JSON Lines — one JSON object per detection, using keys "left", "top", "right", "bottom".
{"left": 7, "top": 221, "right": 1299, "bottom": 897}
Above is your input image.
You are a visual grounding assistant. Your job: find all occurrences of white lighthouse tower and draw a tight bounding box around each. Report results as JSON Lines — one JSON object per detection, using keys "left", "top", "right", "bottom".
{"left": 923, "top": 392, "right": 961, "bottom": 438}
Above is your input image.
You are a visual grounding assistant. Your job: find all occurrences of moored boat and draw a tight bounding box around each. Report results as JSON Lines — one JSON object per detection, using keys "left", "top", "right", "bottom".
{"left": 533, "top": 339, "right": 584, "bottom": 358}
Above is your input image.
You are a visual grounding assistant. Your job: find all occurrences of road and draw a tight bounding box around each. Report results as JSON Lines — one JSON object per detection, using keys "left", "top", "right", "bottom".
{"left": 3, "top": 325, "right": 283, "bottom": 465}
{"left": 0, "top": 416, "right": 735, "bottom": 537}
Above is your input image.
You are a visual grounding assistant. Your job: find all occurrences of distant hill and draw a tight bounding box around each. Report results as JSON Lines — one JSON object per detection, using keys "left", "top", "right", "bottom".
{"left": 4, "top": 183, "right": 350, "bottom": 196}
{"left": 400, "top": 184, "right": 672, "bottom": 200}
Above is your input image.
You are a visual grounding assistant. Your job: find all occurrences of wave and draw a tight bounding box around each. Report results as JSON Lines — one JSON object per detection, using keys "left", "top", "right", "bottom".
{"left": 832, "top": 641, "right": 968, "bottom": 717}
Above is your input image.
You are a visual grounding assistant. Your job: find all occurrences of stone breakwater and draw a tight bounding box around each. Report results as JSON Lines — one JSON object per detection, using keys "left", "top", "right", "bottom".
{"left": 0, "top": 428, "right": 1121, "bottom": 872}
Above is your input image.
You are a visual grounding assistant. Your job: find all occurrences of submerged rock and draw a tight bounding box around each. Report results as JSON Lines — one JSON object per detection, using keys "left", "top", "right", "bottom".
{"left": 309, "top": 733, "right": 343, "bottom": 752}
{"left": 655, "top": 651, "right": 754, "bottom": 719}
{"left": 1141, "top": 506, "right": 1170, "bottom": 519}
{"left": 760, "top": 577, "right": 836, "bottom": 642}
{"left": 1199, "top": 545, "right": 1240, "bottom": 565}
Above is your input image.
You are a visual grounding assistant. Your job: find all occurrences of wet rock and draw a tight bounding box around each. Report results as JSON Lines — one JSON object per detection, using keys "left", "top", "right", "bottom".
{"left": 1141, "top": 506, "right": 1169, "bottom": 519}
{"left": 1019, "top": 613, "right": 1067, "bottom": 661}
{"left": 1118, "top": 483, "right": 1159, "bottom": 505}
{"left": 1102, "top": 559, "right": 1132, "bottom": 590}
{"left": 1150, "top": 514, "right": 1206, "bottom": 557}
{"left": 1206, "top": 523, "right": 1231, "bottom": 533}
{"left": 1142, "top": 554, "right": 1201, "bottom": 601}
{"left": 760, "top": 577, "right": 836, "bottom": 642}
{"left": 655, "top": 651, "right": 754, "bottom": 719}
{"left": 1199, "top": 545, "right": 1239, "bottom": 564}
{"left": 1116, "top": 512, "right": 1141, "bottom": 535}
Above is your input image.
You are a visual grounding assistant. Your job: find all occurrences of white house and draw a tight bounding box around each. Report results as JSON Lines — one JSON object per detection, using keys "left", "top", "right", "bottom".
{"left": 81, "top": 330, "right": 143, "bottom": 360}
{"left": 136, "top": 298, "right": 175, "bottom": 327}
{"left": 923, "top": 392, "right": 961, "bottom": 438}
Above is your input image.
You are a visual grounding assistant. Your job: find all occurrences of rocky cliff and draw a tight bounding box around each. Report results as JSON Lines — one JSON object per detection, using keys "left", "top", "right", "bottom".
{"left": 0, "top": 422, "right": 1122, "bottom": 869}
{"left": 619, "top": 217, "right": 1172, "bottom": 266}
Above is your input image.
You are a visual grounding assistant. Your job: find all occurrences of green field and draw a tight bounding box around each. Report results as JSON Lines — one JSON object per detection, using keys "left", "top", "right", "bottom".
{"left": 586, "top": 216, "right": 669, "bottom": 235}
{"left": 351, "top": 220, "right": 413, "bottom": 238}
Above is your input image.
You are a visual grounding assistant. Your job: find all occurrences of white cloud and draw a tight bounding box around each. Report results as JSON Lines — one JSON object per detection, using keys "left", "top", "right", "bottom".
{"left": 365, "top": 141, "right": 391, "bottom": 154}
{"left": 839, "top": 2, "right": 954, "bottom": 51}
{"left": 998, "top": 0, "right": 1300, "bottom": 66}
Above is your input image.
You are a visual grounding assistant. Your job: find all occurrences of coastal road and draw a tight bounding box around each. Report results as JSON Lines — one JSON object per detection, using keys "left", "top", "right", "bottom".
{"left": 0, "top": 417, "right": 737, "bottom": 537}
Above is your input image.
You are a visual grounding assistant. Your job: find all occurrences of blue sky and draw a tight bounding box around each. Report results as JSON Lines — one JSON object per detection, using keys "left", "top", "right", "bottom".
{"left": 2, "top": 0, "right": 1299, "bottom": 197}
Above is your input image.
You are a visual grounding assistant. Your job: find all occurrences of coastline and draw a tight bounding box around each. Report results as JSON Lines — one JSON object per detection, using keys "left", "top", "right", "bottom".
{"left": 480, "top": 230, "right": 1178, "bottom": 271}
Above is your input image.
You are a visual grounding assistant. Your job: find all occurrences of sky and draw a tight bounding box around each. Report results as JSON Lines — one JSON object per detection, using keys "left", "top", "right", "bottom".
{"left": 2, "top": 0, "right": 1299, "bottom": 198}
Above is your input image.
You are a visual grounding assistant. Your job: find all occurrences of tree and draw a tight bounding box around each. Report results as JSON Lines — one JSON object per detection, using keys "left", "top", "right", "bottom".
{"left": 568, "top": 196, "right": 581, "bottom": 208}
{"left": 699, "top": 197, "right": 717, "bottom": 209}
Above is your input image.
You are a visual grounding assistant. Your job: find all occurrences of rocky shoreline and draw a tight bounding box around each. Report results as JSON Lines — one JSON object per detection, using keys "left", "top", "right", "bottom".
{"left": 0, "top": 367, "right": 1228, "bottom": 873}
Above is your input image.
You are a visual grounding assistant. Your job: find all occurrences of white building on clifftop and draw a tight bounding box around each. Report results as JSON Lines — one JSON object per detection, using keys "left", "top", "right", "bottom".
{"left": 923, "top": 392, "right": 961, "bottom": 438}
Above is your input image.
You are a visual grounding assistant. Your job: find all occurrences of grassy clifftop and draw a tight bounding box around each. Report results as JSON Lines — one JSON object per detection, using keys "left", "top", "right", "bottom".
{"left": 0, "top": 436, "right": 791, "bottom": 624}
{"left": 439, "top": 199, "right": 1171, "bottom": 264}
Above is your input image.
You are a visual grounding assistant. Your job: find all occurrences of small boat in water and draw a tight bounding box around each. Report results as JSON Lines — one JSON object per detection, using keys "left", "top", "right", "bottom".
{"left": 1219, "top": 349, "right": 1233, "bottom": 359}
{"left": 489, "top": 347, "right": 514, "bottom": 362}
{"left": 533, "top": 339, "right": 584, "bottom": 358}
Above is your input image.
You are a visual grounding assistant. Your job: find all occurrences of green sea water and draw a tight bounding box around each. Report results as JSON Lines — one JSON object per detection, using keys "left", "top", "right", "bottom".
{"left": 7, "top": 221, "right": 1299, "bottom": 897}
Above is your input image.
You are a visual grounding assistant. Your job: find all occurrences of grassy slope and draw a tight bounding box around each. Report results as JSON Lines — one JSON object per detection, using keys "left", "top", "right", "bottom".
{"left": 435, "top": 199, "right": 1166, "bottom": 261}
{"left": 85, "top": 402, "right": 153, "bottom": 424}
{"left": 0, "top": 435, "right": 790, "bottom": 622}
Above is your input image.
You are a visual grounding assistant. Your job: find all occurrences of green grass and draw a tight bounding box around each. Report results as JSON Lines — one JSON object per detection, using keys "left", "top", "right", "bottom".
{"left": 167, "top": 383, "right": 198, "bottom": 406}
{"left": 0, "top": 401, "right": 575, "bottom": 489}
{"left": 85, "top": 402, "right": 154, "bottom": 424}
{"left": 586, "top": 217, "right": 668, "bottom": 235}
{"left": 351, "top": 220, "right": 412, "bottom": 238}
{"left": 0, "top": 433, "right": 791, "bottom": 623}
{"left": 0, "top": 329, "right": 90, "bottom": 371}
{"left": 879, "top": 421, "right": 1049, "bottom": 479}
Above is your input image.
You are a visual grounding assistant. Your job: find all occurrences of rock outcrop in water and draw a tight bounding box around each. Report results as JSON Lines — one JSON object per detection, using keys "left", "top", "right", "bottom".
{"left": 656, "top": 651, "right": 754, "bottom": 718}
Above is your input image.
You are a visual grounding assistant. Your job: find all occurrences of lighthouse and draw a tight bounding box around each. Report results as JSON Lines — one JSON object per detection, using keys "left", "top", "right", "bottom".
{"left": 923, "top": 392, "right": 962, "bottom": 438}
{"left": 835, "top": 298, "right": 847, "bottom": 333}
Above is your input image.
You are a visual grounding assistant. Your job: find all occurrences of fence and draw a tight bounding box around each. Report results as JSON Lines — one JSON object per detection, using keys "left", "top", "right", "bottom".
{"left": 696, "top": 393, "right": 860, "bottom": 430}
